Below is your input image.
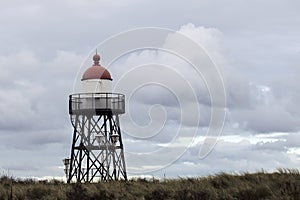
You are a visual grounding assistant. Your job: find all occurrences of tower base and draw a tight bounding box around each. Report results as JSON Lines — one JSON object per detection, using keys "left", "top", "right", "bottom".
{"left": 68, "top": 113, "right": 127, "bottom": 183}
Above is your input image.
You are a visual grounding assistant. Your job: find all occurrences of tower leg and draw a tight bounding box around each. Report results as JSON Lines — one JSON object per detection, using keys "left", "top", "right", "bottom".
{"left": 68, "top": 113, "right": 127, "bottom": 182}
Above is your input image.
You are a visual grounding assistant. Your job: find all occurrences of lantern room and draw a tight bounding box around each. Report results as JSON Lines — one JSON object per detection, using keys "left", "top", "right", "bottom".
{"left": 81, "top": 52, "right": 112, "bottom": 93}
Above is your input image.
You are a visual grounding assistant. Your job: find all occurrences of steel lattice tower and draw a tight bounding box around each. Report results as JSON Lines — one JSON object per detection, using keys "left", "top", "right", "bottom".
{"left": 65, "top": 52, "right": 127, "bottom": 183}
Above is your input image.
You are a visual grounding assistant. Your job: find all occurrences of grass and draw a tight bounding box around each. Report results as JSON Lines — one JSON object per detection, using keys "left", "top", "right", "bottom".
{"left": 0, "top": 168, "right": 299, "bottom": 199}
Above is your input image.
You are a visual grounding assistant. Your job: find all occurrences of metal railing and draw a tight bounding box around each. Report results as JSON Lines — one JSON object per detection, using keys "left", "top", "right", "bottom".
{"left": 69, "top": 93, "right": 125, "bottom": 115}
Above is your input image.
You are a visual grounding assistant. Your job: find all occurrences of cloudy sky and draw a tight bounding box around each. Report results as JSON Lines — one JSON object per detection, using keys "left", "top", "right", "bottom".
{"left": 0, "top": 0, "right": 299, "bottom": 179}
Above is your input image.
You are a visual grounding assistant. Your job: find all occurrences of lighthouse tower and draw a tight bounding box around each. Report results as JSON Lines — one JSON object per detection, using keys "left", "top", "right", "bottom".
{"left": 67, "top": 52, "right": 127, "bottom": 183}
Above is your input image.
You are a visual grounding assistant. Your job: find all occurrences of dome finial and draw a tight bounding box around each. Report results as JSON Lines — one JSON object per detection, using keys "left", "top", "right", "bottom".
{"left": 93, "top": 49, "right": 100, "bottom": 66}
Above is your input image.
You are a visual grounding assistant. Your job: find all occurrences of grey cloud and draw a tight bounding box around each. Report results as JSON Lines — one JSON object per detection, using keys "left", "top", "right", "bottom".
{"left": 232, "top": 105, "right": 299, "bottom": 133}
{"left": 271, "top": 76, "right": 300, "bottom": 119}
{"left": 149, "top": 137, "right": 298, "bottom": 177}
{"left": 0, "top": 50, "right": 82, "bottom": 132}
{"left": 253, "top": 141, "right": 287, "bottom": 152}
{"left": 106, "top": 22, "right": 299, "bottom": 137}
{"left": 0, "top": 129, "right": 71, "bottom": 151}
{"left": 228, "top": 80, "right": 300, "bottom": 133}
{"left": 285, "top": 133, "right": 300, "bottom": 148}
{"left": 0, "top": 142, "right": 69, "bottom": 177}
{"left": 0, "top": 0, "right": 299, "bottom": 178}
{"left": 1, "top": 0, "right": 299, "bottom": 55}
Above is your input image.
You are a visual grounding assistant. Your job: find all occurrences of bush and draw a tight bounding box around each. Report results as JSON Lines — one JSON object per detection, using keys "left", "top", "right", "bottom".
{"left": 25, "top": 185, "right": 52, "bottom": 200}
{"left": 66, "top": 183, "right": 90, "bottom": 200}
{"left": 145, "top": 188, "right": 172, "bottom": 200}
{"left": 237, "top": 186, "right": 272, "bottom": 200}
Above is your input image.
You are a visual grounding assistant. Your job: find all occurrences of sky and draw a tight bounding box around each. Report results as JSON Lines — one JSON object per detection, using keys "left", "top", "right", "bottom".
{"left": 0, "top": 0, "right": 299, "bottom": 179}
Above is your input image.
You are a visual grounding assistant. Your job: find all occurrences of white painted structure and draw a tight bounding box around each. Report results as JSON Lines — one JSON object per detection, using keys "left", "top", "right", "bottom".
{"left": 73, "top": 52, "right": 122, "bottom": 112}
{"left": 82, "top": 79, "right": 112, "bottom": 93}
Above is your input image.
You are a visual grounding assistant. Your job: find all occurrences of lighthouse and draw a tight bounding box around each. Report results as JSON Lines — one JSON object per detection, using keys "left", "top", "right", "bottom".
{"left": 66, "top": 51, "right": 127, "bottom": 183}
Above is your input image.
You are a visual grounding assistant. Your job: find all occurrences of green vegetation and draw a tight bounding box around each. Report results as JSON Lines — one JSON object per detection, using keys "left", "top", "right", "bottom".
{"left": 0, "top": 169, "right": 299, "bottom": 200}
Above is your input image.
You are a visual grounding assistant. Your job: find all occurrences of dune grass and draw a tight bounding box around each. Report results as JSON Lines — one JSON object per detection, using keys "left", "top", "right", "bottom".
{"left": 0, "top": 168, "right": 299, "bottom": 200}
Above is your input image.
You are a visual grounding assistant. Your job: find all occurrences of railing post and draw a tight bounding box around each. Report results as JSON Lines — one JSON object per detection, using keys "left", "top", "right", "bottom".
{"left": 106, "top": 93, "right": 108, "bottom": 109}
{"left": 92, "top": 93, "right": 94, "bottom": 109}
{"left": 78, "top": 94, "right": 80, "bottom": 110}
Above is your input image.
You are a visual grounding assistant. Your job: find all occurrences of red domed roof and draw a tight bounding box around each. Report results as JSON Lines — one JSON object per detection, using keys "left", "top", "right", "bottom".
{"left": 81, "top": 52, "right": 112, "bottom": 81}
